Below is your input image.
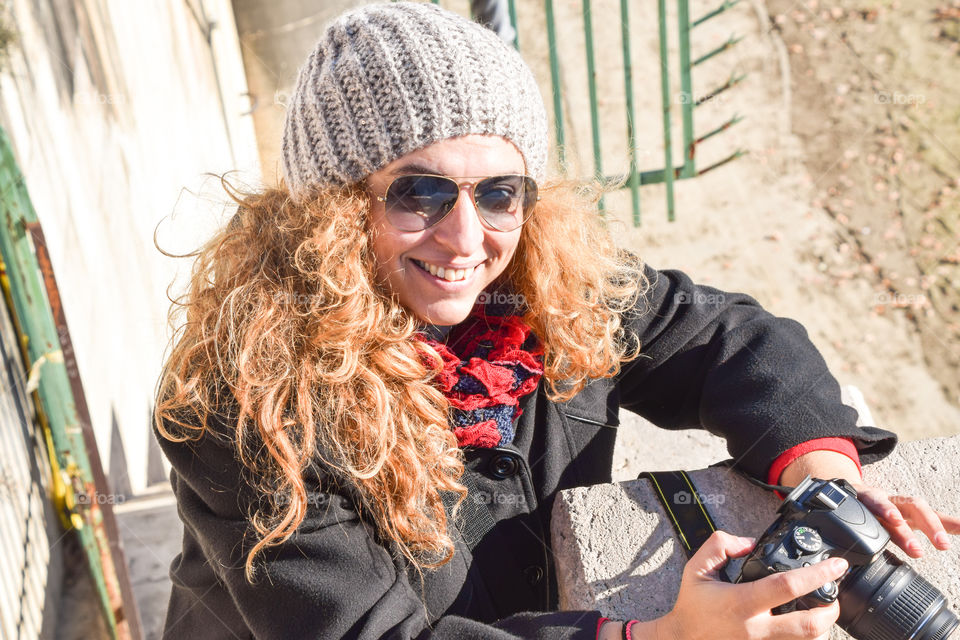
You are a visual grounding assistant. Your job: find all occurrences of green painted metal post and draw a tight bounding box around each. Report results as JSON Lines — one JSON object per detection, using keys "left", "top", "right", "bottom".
{"left": 545, "top": 0, "right": 567, "bottom": 173}
{"left": 678, "top": 0, "right": 696, "bottom": 179}
{"left": 0, "top": 128, "right": 137, "bottom": 639}
{"left": 620, "top": 0, "right": 641, "bottom": 225}
{"left": 658, "top": 0, "right": 676, "bottom": 221}
{"left": 507, "top": 0, "right": 519, "bottom": 50}
{"left": 582, "top": 0, "right": 606, "bottom": 213}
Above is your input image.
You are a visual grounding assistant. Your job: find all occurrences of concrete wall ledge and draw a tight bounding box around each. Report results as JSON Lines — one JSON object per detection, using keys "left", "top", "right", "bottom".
{"left": 551, "top": 434, "right": 960, "bottom": 639}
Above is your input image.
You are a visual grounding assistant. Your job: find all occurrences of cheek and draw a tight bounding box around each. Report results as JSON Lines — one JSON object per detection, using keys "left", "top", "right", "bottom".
{"left": 491, "top": 230, "right": 522, "bottom": 261}
{"left": 368, "top": 216, "right": 419, "bottom": 278}
{"left": 367, "top": 207, "right": 397, "bottom": 260}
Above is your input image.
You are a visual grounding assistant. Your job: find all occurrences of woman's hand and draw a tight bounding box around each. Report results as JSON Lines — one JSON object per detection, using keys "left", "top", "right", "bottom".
{"left": 652, "top": 531, "right": 848, "bottom": 640}
{"left": 849, "top": 481, "right": 960, "bottom": 558}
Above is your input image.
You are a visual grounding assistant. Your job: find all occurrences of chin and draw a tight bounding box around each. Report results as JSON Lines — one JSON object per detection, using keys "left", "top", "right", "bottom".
{"left": 411, "top": 298, "right": 477, "bottom": 327}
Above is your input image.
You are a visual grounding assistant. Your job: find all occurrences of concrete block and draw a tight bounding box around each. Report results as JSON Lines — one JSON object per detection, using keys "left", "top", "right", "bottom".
{"left": 552, "top": 436, "right": 960, "bottom": 639}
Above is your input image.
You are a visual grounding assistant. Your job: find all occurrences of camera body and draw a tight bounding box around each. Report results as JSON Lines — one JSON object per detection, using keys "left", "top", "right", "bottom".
{"left": 737, "top": 476, "right": 888, "bottom": 612}
{"left": 737, "top": 476, "right": 958, "bottom": 640}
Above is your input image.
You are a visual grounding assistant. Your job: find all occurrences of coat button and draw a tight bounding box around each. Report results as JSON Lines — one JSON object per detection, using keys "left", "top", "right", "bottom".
{"left": 524, "top": 565, "right": 544, "bottom": 585}
{"left": 488, "top": 452, "right": 519, "bottom": 479}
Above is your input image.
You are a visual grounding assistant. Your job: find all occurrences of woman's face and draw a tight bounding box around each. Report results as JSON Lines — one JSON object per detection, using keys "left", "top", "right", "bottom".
{"left": 366, "top": 134, "right": 526, "bottom": 326}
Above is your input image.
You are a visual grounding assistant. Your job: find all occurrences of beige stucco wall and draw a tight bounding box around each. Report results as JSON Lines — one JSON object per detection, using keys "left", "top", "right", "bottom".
{"left": 0, "top": 0, "right": 260, "bottom": 494}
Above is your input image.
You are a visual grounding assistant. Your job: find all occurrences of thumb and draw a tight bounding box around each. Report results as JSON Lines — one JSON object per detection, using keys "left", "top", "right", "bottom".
{"left": 685, "top": 531, "right": 755, "bottom": 580}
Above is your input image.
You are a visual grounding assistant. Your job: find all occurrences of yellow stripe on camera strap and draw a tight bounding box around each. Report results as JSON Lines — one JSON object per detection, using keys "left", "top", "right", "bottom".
{"left": 638, "top": 470, "right": 719, "bottom": 557}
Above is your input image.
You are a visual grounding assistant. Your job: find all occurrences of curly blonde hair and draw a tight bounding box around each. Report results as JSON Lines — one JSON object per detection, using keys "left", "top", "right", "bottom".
{"left": 154, "top": 175, "right": 648, "bottom": 580}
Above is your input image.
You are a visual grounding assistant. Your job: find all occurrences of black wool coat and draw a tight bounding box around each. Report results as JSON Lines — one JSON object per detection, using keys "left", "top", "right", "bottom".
{"left": 157, "top": 264, "right": 897, "bottom": 639}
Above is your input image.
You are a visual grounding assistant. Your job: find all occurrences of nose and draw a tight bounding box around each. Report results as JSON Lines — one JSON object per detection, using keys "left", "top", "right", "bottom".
{"left": 430, "top": 185, "right": 485, "bottom": 254}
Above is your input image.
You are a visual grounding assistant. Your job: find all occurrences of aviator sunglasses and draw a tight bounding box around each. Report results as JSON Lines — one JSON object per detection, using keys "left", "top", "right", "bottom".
{"left": 375, "top": 173, "right": 540, "bottom": 232}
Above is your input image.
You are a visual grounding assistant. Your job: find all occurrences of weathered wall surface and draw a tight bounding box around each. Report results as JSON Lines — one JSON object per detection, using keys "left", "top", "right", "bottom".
{"left": 0, "top": 0, "right": 260, "bottom": 495}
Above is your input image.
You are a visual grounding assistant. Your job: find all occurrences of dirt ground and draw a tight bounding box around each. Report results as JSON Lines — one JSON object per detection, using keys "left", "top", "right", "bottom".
{"left": 486, "top": 0, "right": 960, "bottom": 440}
{"left": 766, "top": 0, "right": 960, "bottom": 433}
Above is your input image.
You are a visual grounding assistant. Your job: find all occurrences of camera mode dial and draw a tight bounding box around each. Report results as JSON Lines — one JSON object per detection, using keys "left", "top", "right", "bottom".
{"left": 792, "top": 526, "right": 823, "bottom": 553}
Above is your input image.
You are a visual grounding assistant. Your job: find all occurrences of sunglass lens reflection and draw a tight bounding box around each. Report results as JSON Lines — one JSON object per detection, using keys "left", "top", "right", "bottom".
{"left": 388, "top": 176, "right": 457, "bottom": 223}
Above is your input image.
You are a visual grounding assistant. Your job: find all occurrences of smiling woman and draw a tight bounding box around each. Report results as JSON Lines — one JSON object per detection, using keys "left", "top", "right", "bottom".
{"left": 151, "top": 3, "right": 957, "bottom": 640}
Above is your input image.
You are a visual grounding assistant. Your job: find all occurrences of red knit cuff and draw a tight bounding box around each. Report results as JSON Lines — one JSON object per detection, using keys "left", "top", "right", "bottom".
{"left": 767, "top": 437, "right": 862, "bottom": 498}
{"left": 596, "top": 617, "right": 611, "bottom": 640}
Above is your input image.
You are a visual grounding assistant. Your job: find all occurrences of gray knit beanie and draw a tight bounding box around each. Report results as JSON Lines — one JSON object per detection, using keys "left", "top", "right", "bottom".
{"left": 280, "top": 1, "right": 549, "bottom": 201}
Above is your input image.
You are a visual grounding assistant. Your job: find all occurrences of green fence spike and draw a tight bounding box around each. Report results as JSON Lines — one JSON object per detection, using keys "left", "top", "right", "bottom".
{"left": 695, "top": 113, "right": 745, "bottom": 145}
{"left": 697, "top": 148, "right": 747, "bottom": 175}
{"left": 695, "top": 70, "right": 747, "bottom": 107}
{"left": 692, "top": 0, "right": 742, "bottom": 28}
{"left": 693, "top": 33, "right": 744, "bottom": 67}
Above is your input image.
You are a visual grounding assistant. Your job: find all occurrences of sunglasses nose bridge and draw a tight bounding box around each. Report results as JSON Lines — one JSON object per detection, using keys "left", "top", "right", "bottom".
{"left": 434, "top": 177, "right": 485, "bottom": 222}
{"left": 430, "top": 181, "right": 487, "bottom": 247}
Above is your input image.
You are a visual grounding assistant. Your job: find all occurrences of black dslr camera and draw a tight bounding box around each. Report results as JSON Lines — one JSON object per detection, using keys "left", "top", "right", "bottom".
{"left": 737, "top": 476, "right": 958, "bottom": 640}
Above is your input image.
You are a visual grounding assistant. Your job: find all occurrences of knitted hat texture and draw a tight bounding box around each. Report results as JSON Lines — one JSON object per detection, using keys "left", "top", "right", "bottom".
{"left": 280, "top": 1, "right": 549, "bottom": 201}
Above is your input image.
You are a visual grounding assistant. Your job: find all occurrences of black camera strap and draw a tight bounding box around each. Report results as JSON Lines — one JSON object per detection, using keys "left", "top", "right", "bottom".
{"left": 638, "top": 470, "right": 732, "bottom": 581}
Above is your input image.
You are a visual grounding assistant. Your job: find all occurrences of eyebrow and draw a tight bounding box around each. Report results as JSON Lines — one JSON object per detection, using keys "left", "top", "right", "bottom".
{"left": 390, "top": 163, "right": 440, "bottom": 175}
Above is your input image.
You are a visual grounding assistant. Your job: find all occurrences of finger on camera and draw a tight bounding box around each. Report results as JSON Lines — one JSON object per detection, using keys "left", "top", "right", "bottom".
{"left": 686, "top": 530, "right": 754, "bottom": 578}
{"left": 860, "top": 491, "right": 902, "bottom": 524}
{"left": 883, "top": 523, "right": 924, "bottom": 557}
{"left": 751, "top": 559, "right": 847, "bottom": 611}
{"left": 768, "top": 602, "right": 840, "bottom": 639}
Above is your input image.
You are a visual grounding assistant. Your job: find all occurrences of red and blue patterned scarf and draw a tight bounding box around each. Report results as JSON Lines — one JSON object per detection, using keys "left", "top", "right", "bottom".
{"left": 415, "top": 301, "right": 544, "bottom": 448}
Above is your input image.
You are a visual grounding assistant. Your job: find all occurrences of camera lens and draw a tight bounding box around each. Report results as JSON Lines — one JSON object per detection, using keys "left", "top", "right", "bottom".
{"left": 838, "top": 551, "right": 959, "bottom": 640}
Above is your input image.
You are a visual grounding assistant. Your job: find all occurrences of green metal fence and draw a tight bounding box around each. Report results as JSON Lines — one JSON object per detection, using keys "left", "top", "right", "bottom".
{"left": 443, "top": 0, "right": 747, "bottom": 224}
{"left": 0, "top": 127, "right": 140, "bottom": 639}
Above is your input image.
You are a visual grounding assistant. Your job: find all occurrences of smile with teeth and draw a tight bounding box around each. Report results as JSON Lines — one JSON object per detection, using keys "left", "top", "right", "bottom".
{"left": 412, "top": 259, "right": 480, "bottom": 282}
